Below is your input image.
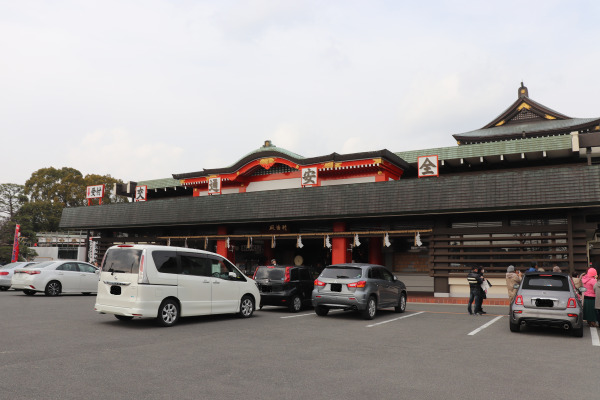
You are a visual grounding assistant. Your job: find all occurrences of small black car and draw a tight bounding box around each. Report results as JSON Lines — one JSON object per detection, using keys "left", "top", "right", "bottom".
{"left": 253, "top": 265, "right": 314, "bottom": 312}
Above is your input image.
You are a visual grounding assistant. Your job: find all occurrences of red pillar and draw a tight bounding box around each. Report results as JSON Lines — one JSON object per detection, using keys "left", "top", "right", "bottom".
{"left": 216, "top": 226, "right": 228, "bottom": 258}
{"left": 332, "top": 222, "right": 347, "bottom": 265}
{"left": 369, "top": 237, "right": 383, "bottom": 265}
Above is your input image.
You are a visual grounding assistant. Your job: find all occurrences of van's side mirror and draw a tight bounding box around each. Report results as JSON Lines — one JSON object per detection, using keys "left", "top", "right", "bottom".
{"left": 229, "top": 272, "right": 237, "bottom": 279}
{"left": 513, "top": 284, "right": 520, "bottom": 289}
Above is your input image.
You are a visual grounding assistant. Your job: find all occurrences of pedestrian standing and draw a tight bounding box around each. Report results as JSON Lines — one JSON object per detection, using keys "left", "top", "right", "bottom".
{"left": 478, "top": 267, "right": 488, "bottom": 314}
{"left": 582, "top": 267, "right": 598, "bottom": 327}
{"left": 572, "top": 271, "right": 582, "bottom": 290}
{"left": 527, "top": 262, "right": 539, "bottom": 272}
{"left": 505, "top": 265, "right": 522, "bottom": 304}
{"left": 594, "top": 279, "right": 600, "bottom": 327}
{"left": 467, "top": 266, "right": 484, "bottom": 315}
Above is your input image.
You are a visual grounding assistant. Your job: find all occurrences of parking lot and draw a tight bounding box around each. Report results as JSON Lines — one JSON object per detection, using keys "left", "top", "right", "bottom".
{"left": 1, "top": 290, "right": 598, "bottom": 400}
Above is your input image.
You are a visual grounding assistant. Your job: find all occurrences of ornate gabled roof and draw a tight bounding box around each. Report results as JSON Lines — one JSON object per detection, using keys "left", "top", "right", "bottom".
{"left": 172, "top": 140, "right": 410, "bottom": 180}
{"left": 453, "top": 83, "right": 600, "bottom": 144}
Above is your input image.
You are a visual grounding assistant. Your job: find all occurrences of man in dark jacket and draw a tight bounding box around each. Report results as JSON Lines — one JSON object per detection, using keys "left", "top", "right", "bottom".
{"left": 467, "top": 266, "right": 484, "bottom": 315}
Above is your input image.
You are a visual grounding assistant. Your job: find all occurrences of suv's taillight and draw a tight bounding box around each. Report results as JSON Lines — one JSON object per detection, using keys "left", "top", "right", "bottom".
{"left": 347, "top": 281, "right": 366, "bottom": 288}
{"left": 515, "top": 295, "right": 523, "bottom": 305}
{"left": 284, "top": 267, "right": 291, "bottom": 283}
{"left": 314, "top": 279, "right": 326, "bottom": 287}
{"left": 567, "top": 298, "right": 577, "bottom": 308}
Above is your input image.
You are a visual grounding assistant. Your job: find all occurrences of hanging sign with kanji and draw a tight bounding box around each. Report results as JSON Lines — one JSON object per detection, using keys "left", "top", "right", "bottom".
{"left": 301, "top": 167, "right": 318, "bottom": 187}
{"left": 208, "top": 177, "right": 221, "bottom": 195}
{"left": 86, "top": 185, "right": 105, "bottom": 198}
{"left": 418, "top": 155, "right": 439, "bottom": 178}
{"left": 134, "top": 185, "right": 148, "bottom": 202}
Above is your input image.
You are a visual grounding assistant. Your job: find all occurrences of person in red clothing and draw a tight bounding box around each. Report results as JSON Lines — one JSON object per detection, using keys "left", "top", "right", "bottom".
{"left": 582, "top": 267, "right": 598, "bottom": 327}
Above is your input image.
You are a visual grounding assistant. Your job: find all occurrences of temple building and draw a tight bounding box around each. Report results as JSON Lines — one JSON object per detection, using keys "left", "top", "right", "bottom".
{"left": 60, "top": 84, "right": 600, "bottom": 297}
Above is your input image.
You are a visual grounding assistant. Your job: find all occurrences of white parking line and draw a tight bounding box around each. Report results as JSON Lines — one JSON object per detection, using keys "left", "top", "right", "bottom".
{"left": 280, "top": 312, "right": 316, "bottom": 319}
{"left": 366, "top": 311, "right": 425, "bottom": 328}
{"left": 468, "top": 316, "right": 504, "bottom": 336}
{"left": 280, "top": 310, "right": 344, "bottom": 319}
{"left": 591, "top": 327, "right": 600, "bottom": 346}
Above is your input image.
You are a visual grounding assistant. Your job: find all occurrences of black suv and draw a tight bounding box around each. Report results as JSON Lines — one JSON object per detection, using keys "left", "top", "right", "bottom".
{"left": 253, "top": 265, "right": 314, "bottom": 312}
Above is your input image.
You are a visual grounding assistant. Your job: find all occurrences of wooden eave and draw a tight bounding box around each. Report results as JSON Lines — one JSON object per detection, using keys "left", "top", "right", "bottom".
{"left": 174, "top": 149, "right": 410, "bottom": 182}
{"left": 483, "top": 96, "right": 570, "bottom": 129}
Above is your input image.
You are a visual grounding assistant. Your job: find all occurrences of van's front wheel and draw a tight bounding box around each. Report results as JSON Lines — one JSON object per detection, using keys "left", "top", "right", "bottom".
{"left": 157, "top": 299, "right": 179, "bottom": 327}
{"left": 238, "top": 295, "right": 255, "bottom": 318}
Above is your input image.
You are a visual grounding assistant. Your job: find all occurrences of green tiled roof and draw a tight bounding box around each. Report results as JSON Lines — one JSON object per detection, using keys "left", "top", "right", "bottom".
{"left": 60, "top": 163, "right": 600, "bottom": 230}
{"left": 227, "top": 144, "right": 305, "bottom": 168}
{"left": 395, "top": 135, "right": 572, "bottom": 164}
{"left": 454, "top": 117, "right": 599, "bottom": 141}
{"left": 138, "top": 178, "right": 182, "bottom": 190}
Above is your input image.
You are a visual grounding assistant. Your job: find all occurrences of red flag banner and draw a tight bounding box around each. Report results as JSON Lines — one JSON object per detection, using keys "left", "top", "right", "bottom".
{"left": 11, "top": 224, "right": 20, "bottom": 263}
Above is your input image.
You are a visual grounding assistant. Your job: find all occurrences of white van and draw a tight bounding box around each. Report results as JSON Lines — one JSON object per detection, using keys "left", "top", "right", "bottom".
{"left": 94, "top": 244, "right": 260, "bottom": 327}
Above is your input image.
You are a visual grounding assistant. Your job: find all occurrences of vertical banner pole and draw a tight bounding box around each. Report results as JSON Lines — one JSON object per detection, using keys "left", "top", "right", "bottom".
{"left": 11, "top": 224, "right": 20, "bottom": 262}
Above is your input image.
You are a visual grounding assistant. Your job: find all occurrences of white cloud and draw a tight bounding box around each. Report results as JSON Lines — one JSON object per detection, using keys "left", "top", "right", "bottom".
{"left": 1, "top": 0, "right": 600, "bottom": 185}
{"left": 67, "top": 129, "right": 184, "bottom": 181}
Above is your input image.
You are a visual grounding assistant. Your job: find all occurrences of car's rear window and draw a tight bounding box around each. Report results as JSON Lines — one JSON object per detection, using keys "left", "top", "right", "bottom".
{"left": 102, "top": 248, "right": 142, "bottom": 274}
{"left": 0, "top": 263, "right": 22, "bottom": 270}
{"left": 523, "top": 275, "right": 569, "bottom": 291}
{"left": 320, "top": 267, "right": 363, "bottom": 279}
{"left": 28, "top": 261, "right": 55, "bottom": 269}
{"left": 254, "top": 266, "right": 285, "bottom": 280}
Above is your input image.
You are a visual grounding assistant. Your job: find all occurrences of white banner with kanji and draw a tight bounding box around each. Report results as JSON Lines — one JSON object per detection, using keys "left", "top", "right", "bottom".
{"left": 86, "top": 185, "right": 105, "bottom": 198}
{"left": 134, "top": 185, "right": 148, "bottom": 202}
{"left": 418, "top": 155, "right": 439, "bottom": 178}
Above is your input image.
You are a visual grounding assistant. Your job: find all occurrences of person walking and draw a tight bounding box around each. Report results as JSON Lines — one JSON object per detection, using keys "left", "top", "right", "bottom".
{"left": 467, "top": 266, "right": 484, "bottom": 315}
{"left": 582, "top": 267, "right": 598, "bottom": 327}
{"left": 505, "top": 265, "right": 522, "bottom": 304}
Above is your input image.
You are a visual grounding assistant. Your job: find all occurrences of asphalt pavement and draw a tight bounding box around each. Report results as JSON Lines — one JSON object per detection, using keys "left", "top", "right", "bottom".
{"left": 0, "top": 290, "right": 598, "bottom": 400}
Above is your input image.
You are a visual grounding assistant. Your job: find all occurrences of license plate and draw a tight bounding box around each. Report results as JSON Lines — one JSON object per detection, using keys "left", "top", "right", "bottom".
{"left": 110, "top": 286, "right": 122, "bottom": 295}
{"left": 331, "top": 283, "right": 342, "bottom": 292}
{"left": 535, "top": 299, "right": 553, "bottom": 307}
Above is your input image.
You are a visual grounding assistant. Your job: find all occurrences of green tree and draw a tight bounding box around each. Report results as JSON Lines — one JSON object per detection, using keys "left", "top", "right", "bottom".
{"left": 0, "top": 183, "right": 26, "bottom": 219}
{"left": 24, "top": 167, "right": 85, "bottom": 207}
{"left": 24, "top": 167, "right": 126, "bottom": 207}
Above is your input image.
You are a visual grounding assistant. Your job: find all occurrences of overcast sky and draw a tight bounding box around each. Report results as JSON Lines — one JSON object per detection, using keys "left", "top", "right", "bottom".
{"left": 1, "top": 0, "right": 599, "bottom": 185}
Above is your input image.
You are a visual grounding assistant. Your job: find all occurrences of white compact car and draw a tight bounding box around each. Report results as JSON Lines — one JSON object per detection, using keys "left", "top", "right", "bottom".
{"left": 0, "top": 261, "right": 37, "bottom": 290}
{"left": 94, "top": 244, "right": 261, "bottom": 327}
{"left": 11, "top": 260, "right": 99, "bottom": 296}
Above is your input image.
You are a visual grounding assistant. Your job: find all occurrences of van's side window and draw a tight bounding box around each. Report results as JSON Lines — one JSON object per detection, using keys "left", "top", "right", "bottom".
{"left": 153, "top": 251, "right": 179, "bottom": 274}
{"left": 207, "top": 256, "right": 246, "bottom": 281}
{"left": 180, "top": 254, "right": 212, "bottom": 277}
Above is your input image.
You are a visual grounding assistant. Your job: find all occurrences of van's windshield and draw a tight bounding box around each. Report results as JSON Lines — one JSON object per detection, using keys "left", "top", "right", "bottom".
{"left": 103, "top": 248, "right": 142, "bottom": 274}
